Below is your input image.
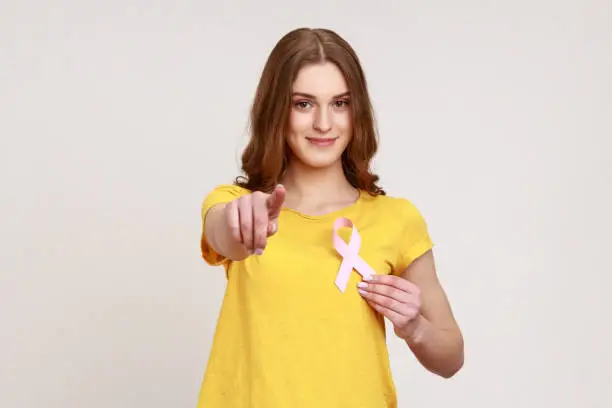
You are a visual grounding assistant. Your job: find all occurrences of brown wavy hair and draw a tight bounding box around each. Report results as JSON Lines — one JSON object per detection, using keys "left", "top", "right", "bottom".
{"left": 234, "top": 27, "right": 385, "bottom": 196}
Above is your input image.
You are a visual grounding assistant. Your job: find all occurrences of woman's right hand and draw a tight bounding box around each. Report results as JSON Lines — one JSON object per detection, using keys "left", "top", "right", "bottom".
{"left": 223, "top": 184, "right": 286, "bottom": 255}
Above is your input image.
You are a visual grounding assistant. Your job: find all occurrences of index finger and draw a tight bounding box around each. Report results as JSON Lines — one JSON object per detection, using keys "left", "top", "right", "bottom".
{"left": 364, "top": 274, "right": 420, "bottom": 294}
{"left": 266, "top": 184, "right": 286, "bottom": 219}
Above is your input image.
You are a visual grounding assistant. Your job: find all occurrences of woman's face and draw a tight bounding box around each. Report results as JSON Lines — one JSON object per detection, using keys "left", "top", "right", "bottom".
{"left": 286, "top": 62, "right": 352, "bottom": 169}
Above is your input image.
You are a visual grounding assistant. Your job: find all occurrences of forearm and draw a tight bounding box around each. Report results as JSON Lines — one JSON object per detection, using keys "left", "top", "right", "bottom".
{"left": 404, "top": 316, "right": 464, "bottom": 378}
{"left": 205, "top": 204, "right": 249, "bottom": 261}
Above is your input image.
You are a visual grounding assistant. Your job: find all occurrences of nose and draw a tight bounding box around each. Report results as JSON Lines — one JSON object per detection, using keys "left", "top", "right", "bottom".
{"left": 313, "top": 107, "right": 332, "bottom": 133}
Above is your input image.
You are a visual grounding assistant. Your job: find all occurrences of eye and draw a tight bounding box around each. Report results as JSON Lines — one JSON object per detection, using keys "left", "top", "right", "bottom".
{"left": 294, "top": 100, "right": 312, "bottom": 110}
{"left": 334, "top": 99, "right": 350, "bottom": 109}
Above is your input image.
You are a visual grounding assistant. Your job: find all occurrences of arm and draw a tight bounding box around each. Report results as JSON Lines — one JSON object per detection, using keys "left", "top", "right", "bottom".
{"left": 204, "top": 203, "right": 249, "bottom": 262}
{"left": 357, "top": 250, "right": 464, "bottom": 378}
{"left": 202, "top": 185, "right": 286, "bottom": 263}
{"left": 400, "top": 250, "right": 464, "bottom": 378}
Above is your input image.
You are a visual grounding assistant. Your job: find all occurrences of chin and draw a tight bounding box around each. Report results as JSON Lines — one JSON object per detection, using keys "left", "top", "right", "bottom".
{"left": 302, "top": 157, "right": 342, "bottom": 169}
{"left": 296, "top": 148, "right": 346, "bottom": 169}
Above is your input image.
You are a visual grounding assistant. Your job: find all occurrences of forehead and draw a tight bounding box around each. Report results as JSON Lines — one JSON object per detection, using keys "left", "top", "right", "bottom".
{"left": 292, "top": 62, "right": 348, "bottom": 98}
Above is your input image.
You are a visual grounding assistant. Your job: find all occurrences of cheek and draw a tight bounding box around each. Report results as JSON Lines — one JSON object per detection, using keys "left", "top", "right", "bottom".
{"left": 289, "top": 111, "right": 312, "bottom": 134}
{"left": 335, "top": 112, "right": 352, "bottom": 134}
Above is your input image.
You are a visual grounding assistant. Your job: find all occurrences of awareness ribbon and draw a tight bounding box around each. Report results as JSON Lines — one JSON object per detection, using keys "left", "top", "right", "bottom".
{"left": 332, "top": 217, "right": 377, "bottom": 292}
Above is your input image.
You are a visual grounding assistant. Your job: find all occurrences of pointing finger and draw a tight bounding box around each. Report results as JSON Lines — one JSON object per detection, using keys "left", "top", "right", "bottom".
{"left": 266, "top": 184, "right": 286, "bottom": 219}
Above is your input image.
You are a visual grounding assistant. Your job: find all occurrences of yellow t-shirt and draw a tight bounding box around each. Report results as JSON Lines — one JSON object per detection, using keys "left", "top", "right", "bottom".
{"left": 197, "top": 184, "right": 434, "bottom": 408}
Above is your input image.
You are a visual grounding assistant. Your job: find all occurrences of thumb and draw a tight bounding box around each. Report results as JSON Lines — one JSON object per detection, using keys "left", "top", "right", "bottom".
{"left": 266, "top": 184, "right": 286, "bottom": 219}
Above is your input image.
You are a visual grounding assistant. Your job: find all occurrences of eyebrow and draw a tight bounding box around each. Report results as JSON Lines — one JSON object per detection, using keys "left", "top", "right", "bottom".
{"left": 291, "top": 91, "right": 350, "bottom": 99}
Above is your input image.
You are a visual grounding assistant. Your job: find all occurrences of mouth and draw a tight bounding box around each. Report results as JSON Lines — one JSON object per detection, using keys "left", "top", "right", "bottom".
{"left": 306, "top": 137, "right": 338, "bottom": 147}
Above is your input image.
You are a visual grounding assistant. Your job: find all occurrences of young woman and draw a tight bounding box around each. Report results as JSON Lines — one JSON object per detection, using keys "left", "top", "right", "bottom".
{"left": 197, "top": 27, "right": 464, "bottom": 408}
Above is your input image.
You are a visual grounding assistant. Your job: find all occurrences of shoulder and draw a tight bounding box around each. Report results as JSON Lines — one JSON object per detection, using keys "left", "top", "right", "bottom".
{"left": 206, "top": 183, "right": 252, "bottom": 199}
{"left": 364, "top": 192, "right": 433, "bottom": 272}
{"left": 201, "top": 183, "right": 252, "bottom": 214}
{"left": 361, "top": 191, "right": 426, "bottom": 221}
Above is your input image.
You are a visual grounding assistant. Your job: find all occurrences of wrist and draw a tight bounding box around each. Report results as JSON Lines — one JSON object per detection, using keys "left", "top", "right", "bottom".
{"left": 403, "top": 315, "right": 430, "bottom": 345}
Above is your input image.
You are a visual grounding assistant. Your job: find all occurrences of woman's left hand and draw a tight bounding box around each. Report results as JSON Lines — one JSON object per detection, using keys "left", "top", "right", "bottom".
{"left": 357, "top": 274, "right": 423, "bottom": 340}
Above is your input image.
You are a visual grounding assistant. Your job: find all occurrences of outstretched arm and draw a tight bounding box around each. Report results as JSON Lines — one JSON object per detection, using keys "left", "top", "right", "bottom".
{"left": 203, "top": 185, "right": 286, "bottom": 262}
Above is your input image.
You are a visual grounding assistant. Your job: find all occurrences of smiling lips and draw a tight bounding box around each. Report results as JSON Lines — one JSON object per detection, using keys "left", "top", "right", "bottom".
{"left": 306, "top": 137, "right": 338, "bottom": 147}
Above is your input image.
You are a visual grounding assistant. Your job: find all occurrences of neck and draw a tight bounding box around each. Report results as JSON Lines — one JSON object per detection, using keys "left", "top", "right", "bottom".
{"left": 280, "top": 159, "right": 357, "bottom": 204}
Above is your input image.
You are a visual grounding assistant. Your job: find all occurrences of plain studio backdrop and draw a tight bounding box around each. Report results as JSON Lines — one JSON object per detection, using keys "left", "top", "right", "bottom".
{"left": 1, "top": 1, "right": 611, "bottom": 407}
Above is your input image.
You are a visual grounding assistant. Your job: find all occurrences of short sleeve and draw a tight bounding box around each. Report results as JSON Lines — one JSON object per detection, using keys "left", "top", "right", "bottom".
{"left": 393, "top": 198, "right": 434, "bottom": 275}
{"left": 200, "top": 184, "right": 250, "bottom": 266}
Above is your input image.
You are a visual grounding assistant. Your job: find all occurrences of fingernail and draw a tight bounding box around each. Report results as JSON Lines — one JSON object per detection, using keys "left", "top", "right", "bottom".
{"left": 255, "top": 249, "right": 263, "bottom": 255}
{"left": 357, "top": 282, "right": 367, "bottom": 288}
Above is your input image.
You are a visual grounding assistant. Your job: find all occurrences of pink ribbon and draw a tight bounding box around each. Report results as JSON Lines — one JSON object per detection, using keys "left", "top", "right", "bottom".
{"left": 332, "top": 217, "right": 376, "bottom": 292}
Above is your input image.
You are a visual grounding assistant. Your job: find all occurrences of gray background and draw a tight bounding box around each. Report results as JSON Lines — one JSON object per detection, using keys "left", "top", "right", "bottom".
{"left": 1, "top": 0, "right": 611, "bottom": 407}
